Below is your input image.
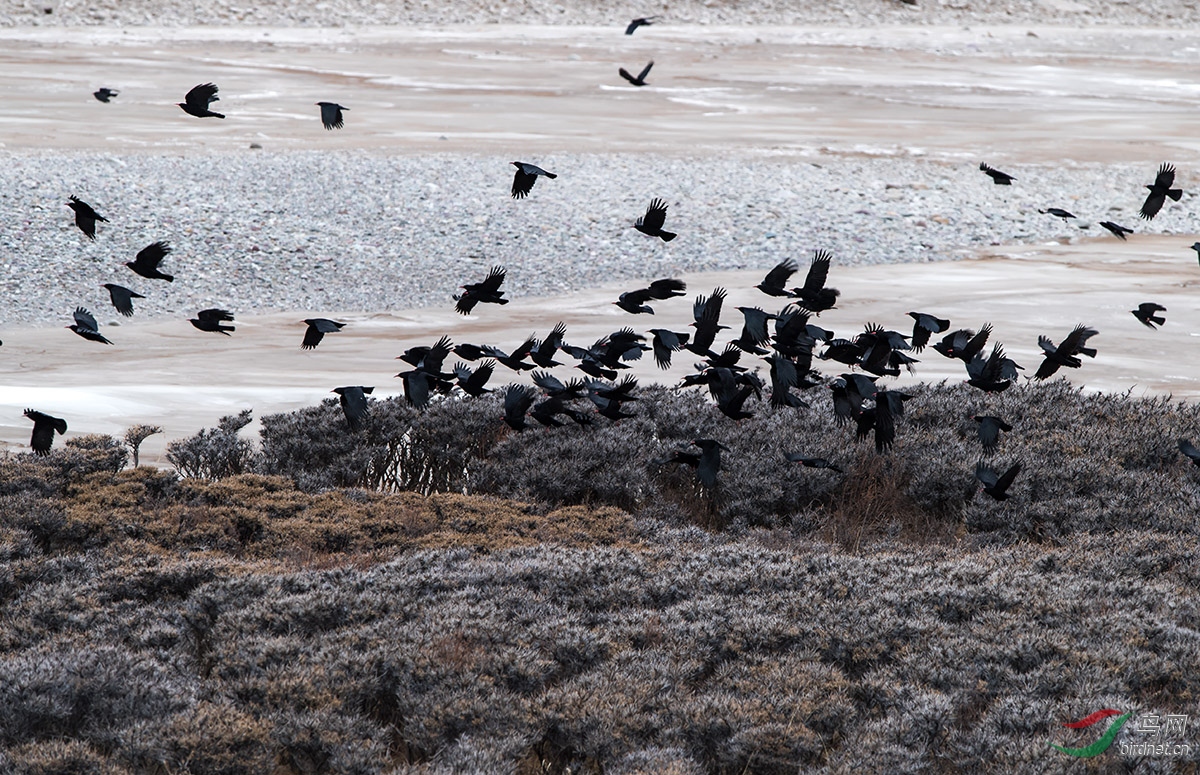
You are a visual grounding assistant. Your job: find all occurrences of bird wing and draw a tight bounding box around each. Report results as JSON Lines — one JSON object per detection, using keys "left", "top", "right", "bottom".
{"left": 478, "top": 266, "right": 507, "bottom": 294}
{"left": 1154, "top": 162, "right": 1176, "bottom": 189}
{"left": 618, "top": 68, "right": 639, "bottom": 85}
{"left": 504, "top": 384, "right": 536, "bottom": 423}
{"left": 318, "top": 102, "right": 345, "bottom": 130}
{"left": 467, "top": 360, "right": 495, "bottom": 392}
{"left": 1059, "top": 324, "right": 1098, "bottom": 355}
{"left": 801, "top": 250, "right": 832, "bottom": 295}
{"left": 73, "top": 307, "right": 99, "bottom": 331}
{"left": 636, "top": 61, "right": 654, "bottom": 82}
{"left": 647, "top": 278, "right": 686, "bottom": 299}
{"left": 511, "top": 169, "right": 536, "bottom": 198}
{"left": 198, "top": 308, "right": 234, "bottom": 323}
{"left": 135, "top": 241, "right": 171, "bottom": 269}
{"left": 761, "top": 259, "right": 797, "bottom": 292}
{"left": 1140, "top": 190, "right": 1167, "bottom": 220}
{"left": 638, "top": 198, "right": 669, "bottom": 232}
{"left": 1178, "top": 438, "right": 1200, "bottom": 462}
{"left": 1138, "top": 302, "right": 1166, "bottom": 314}
{"left": 301, "top": 325, "right": 324, "bottom": 349}
{"left": 105, "top": 285, "right": 137, "bottom": 316}
{"left": 994, "top": 462, "right": 1022, "bottom": 494}
{"left": 186, "top": 82, "right": 219, "bottom": 108}
{"left": 422, "top": 335, "right": 454, "bottom": 373}
{"left": 974, "top": 461, "right": 999, "bottom": 488}
{"left": 312, "top": 319, "right": 344, "bottom": 333}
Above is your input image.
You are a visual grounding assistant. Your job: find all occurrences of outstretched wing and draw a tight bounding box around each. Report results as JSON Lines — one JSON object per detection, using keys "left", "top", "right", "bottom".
{"left": 994, "top": 462, "right": 1022, "bottom": 494}
{"left": 478, "top": 265, "right": 507, "bottom": 294}
{"left": 185, "top": 82, "right": 219, "bottom": 108}
{"left": 197, "top": 308, "right": 235, "bottom": 323}
{"left": 136, "top": 241, "right": 171, "bottom": 269}
{"left": 1058, "top": 324, "right": 1098, "bottom": 356}
{"left": 637, "top": 198, "right": 669, "bottom": 232}
{"left": 801, "top": 250, "right": 833, "bottom": 295}
{"left": 73, "top": 307, "right": 99, "bottom": 331}
{"left": 636, "top": 60, "right": 654, "bottom": 82}
{"left": 761, "top": 259, "right": 798, "bottom": 292}
{"left": 511, "top": 169, "right": 536, "bottom": 198}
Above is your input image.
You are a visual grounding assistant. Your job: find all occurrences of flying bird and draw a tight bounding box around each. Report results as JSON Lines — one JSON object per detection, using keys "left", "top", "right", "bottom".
{"left": 454, "top": 265, "right": 508, "bottom": 315}
{"left": 649, "top": 328, "right": 689, "bottom": 369}
{"left": 189, "top": 308, "right": 235, "bottom": 335}
{"left": 301, "top": 318, "right": 345, "bottom": 349}
{"left": 67, "top": 196, "right": 107, "bottom": 240}
{"left": 792, "top": 250, "right": 840, "bottom": 314}
{"left": 979, "top": 162, "right": 1015, "bottom": 185}
{"left": 1034, "top": 324, "right": 1099, "bottom": 380}
{"left": 24, "top": 409, "right": 67, "bottom": 456}
{"left": 1179, "top": 439, "right": 1200, "bottom": 467}
{"left": 625, "top": 16, "right": 658, "bottom": 34}
{"left": 618, "top": 61, "right": 654, "bottom": 87}
{"left": 178, "top": 82, "right": 225, "bottom": 118}
{"left": 1039, "top": 207, "right": 1076, "bottom": 221}
{"left": 756, "top": 259, "right": 799, "bottom": 298}
{"left": 1191, "top": 242, "right": 1200, "bottom": 265}
{"left": 634, "top": 198, "right": 676, "bottom": 242}
{"left": 1131, "top": 302, "right": 1166, "bottom": 330}
{"left": 975, "top": 461, "right": 1022, "bottom": 501}
{"left": 784, "top": 453, "right": 843, "bottom": 473}
{"left": 907, "top": 312, "right": 950, "bottom": 352}
{"left": 503, "top": 384, "right": 538, "bottom": 431}
{"left": 614, "top": 278, "right": 686, "bottom": 314}
{"left": 656, "top": 438, "right": 726, "bottom": 488}
{"left": 1139, "top": 163, "right": 1182, "bottom": 220}
{"left": 67, "top": 307, "right": 112, "bottom": 345}
{"left": 933, "top": 324, "right": 991, "bottom": 362}
{"left": 966, "top": 343, "right": 1021, "bottom": 393}
{"left": 126, "top": 241, "right": 175, "bottom": 282}
{"left": 974, "top": 415, "right": 1012, "bottom": 454}
{"left": 453, "top": 361, "right": 496, "bottom": 397}
{"left": 316, "top": 101, "right": 348, "bottom": 130}
{"left": 102, "top": 283, "right": 144, "bottom": 317}
{"left": 510, "top": 162, "right": 556, "bottom": 199}
{"left": 93, "top": 88, "right": 118, "bottom": 103}
{"left": 332, "top": 386, "right": 373, "bottom": 431}
{"left": 1099, "top": 221, "right": 1133, "bottom": 240}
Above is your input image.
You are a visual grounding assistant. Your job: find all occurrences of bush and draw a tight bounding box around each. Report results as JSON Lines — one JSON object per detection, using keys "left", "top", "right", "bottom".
{"left": 166, "top": 410, "right": 256, "bottom": 481}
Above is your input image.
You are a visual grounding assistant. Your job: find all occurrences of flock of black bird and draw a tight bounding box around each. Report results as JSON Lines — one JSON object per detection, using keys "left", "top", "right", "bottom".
{"left": 21, "top": 22, "right": 1200, "bottom": 501}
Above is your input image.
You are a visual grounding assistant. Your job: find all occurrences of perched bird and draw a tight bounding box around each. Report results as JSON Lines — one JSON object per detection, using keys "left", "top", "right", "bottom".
{"left": 1139, "top": 163, "right": 1182, "bottom": 220}
{"left": 102, "top": 283, "right": 144, "bottom": 317}
{"left": 1131, "top": 302, "right": 1166, "bottom": 329}
{"left": 1099, "top": 221, "right": 1134, "bottom": 240}
{"left": 1035, "top": 324, "right": 1099, "bottom": 380}
{"left": 510, "top": 161, "right": 557, "bottom": 199}
{"left": 979, "top": 162, "right": 1015, "bottom": 185}
{"left": 791, "top": 250, "right": 840, "bottom": 314}
{"left": 332, "top": 386, "right": 373, "bottom": 431}
{"left": 625, "top": 16, "right": 658, "bottom": 34}
{"left": 67, "top": 196, "right": 107, "bottom": 241}
{"left": 1179, "top": 439, "right": 1200, "bottom": 467}
{"left": 649, "top": 328, "right": 689, "bottom": 369}
{"left": 974, "top": 415, "right": 1012, "bottom": 454}
{"left": 301, "top": 318, "right": 345, "bottom": 350}
{"left": 618, "top": 61, "right": 654, "bottom": 87}
{"left": 634, "top": 198, "right": 676, "bottom": 242}
{"left": 316, "top": 101, "right": 348, "bottom": 130}
{"left": 1039, "top": 207, "right": 1076, "bottom": 221}
{"left": 975, "top": 461, "right": 1022, "bottom": 501}
{"left": 614, "top": 278, "right": 686, "bottom": 314}
{"left": 907, "top": 312, "right": 950, "bottom": 352}
{"left": 784, "top": 453, "right": 843, "bottom": 473}
{"left": 178, "top": 82, "right": 225, "bottom": 119}
{"left": 126, "top": 241, "right": 175, "bottom": 282}
{"left": 24, "top": 409, "right": 67, "bottom": 456}
{"left": 756, "top": 259, "right": 799, "bottom": 298}
{"left": 67, "top": 307, "right": 112, "bottom": 345}
{"left": 503, "top": 384, "right": 538, "bottom": 431}
{"left": 189, "top": 308, "right": 235, "bottom": 335}
{"left": 93, "top": 87, "right": 118, "bottom": 103}
{"left": 455, "top": 265, "right": 509, "bottom": 315}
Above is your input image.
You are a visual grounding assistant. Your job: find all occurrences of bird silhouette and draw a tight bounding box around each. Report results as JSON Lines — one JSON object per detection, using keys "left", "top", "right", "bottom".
{"left": 1179, "top": 439, "right": 1200, "bottom": 467}
{"left": 625, "top": 16, "right": 658, "bottom": 34}
{"left": 907, "top": 312, "right": 950, "bottom": 352}
{"left": 316, "top": 102, "right": 348, "bottom": 130}
{"left": 979, "top": 162, "right": 1015, "bottom": 185}
{"left": 1034, "top": 324, "right": 1098, "bottom": 380}
{"left": 332, "top": 386, "right": 373, "bottom": 431}
{"left": 67, "top": 196, "right": 107, "bottom": 240}
{"left": 756, "top": 259, "right": 799, "bottom": 298}
{"left": 67, "top": 307, "right": 112, "bottom": 344}
{"left": 1140, "top": 163, "right": 1182, "bottom": 220}
{"left": 102, "top": 283, "right": 144, "bottom": 317}
{"left": 618, "top": 61, "right": 654, "bottom": 86}
{"left": 178, "top": 83, "right": 225, "bottom": 118}
{"left": 649, "top": 328, "right": 689, "bottom": 369}
{"left": 24, "top": 409, "right": 67, "bottom": 456}
{"left": 1131, "top": 302, "right": 1166, "bottom": 329}
{"left": 1099, "top": 221, "right": 1133, "bottom": 240}
{"left": 974, "top": 415, "right": 1012, "bottom": 454}
{"left": 510, "top": 161, "right": 557, "bottom": 198}
{"left": 634, "top": 198, "right": 676, "bottom": 241}
{"left": 975, "top": 461, "right": 1022, "bottom": 501}
{"left": 966, "top": 343, "right": 1021, "bottom": 393}
{"left": 656, "top": 438, "right": 726, "bottom": 488}
{"left": 453, "top": 361, "right": 496, "bottom": 397}
{"left": 784, "top": 453, "right": 843, "bottom": 473}
{"left": 454, "top": 266, "right": 508, "bottom": 315}
{"left": 792, "top": 250, "right": 840, "bottom": 314}
{"left": 93, "top": 87, "right": 118, "bottom": 103}
{"left": 614, "top": 278, "right": 686, "bottom": 314}
{"left": 503, "top": 384, "right": 538, "bottom": 431}
{"left": 190, "top": 308, "right": 235, "bottom": 335}
{"left": 1039, "top": 207, "right": 1076, "bottom": 222}
{"left": 301, "top": 318, "right": 345, "bottom": 349}
{"left": 126, "top": 241, "right": 175, "bottom": 282}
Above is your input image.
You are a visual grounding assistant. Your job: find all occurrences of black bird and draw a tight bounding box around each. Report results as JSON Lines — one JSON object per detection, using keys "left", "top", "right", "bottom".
{"left": 974, "top": 415, "right": 1012, "bottom": 454}
{"left": 510, "top": 161, "right": 557, "bottom": 199}
{"left": 531, "top": 322, "right": 567, "bottom": 368}
{"left": 67, "top": 307, "right": 112, "bottom": 344}
{"left": 503, "top": 384, "right": 538, "bottom": 431}
{"left": 649, "top": 328, "right": 689, "bottom": 369}
{"left": 685, "top": 287, "right": 728, "bottom": 356}
{"left": 178, "top": 83, "right": 225, "bottom": 118}
{"left": 332, "top": 386, "right": 373, "bottom": 431}
{"left": 979, "top": 162, "right": 1015, "bottom": 185}
{"left": 933, "top": 324, "right": 991, "bottom": 362}
{"left": 756, "top": 258, "right": 799, "bottom": 298}
{"left": 398, "top": 370, "right": 438, "bottom": 410}
{"left": 625, "top": 16, "right": 658, "bottom": 34}
{"left": 966, "top": 343, "right": 1022, "bottom": 393}
{"left": 1131, "top": 302, "right": 1166, "bottom": 329}
{"left": 1034, "top": 324, "right": 1098, "bottom": 380}
{"left": 102, "top": 283, "right": 144, "bottom": 317}
{"left": 614, "top": 278, "right": 686, "bottom": 314}
{"left": 453, "top": 360, "right": 496, "bottom": 397}
{"left": 190, "top": 308, "right": 235, "bottom": 335}
{"left": 618, "top": 61, "right": 654, "bottom": 87}
{"left": 791, "top": 250, "right": 840, "bottom": 314}
{"left": 731, "top": 307, "right": 775, "bottom": 354}
{"left": 126, "top": 241, "right": 175, "bottom": 282}
{"left": 907, "top": 312, "right": 950, "bottom": 352}
{"left": 93, "top": 87, "right": 118, "bottom": 103}
{"left": 1139, "top": 163, "right": 1183, "bottom": 221}
{"left": 975, "top": 461, "right": 1022, "bottom": 501}
{"left": 24, "top": 409, "right": 67, "bottom": 456}
{"left": 67, "top": 196, "right": 107, "bottom": 240}
{"left": 454, "top": 265, "right": 508, "bottom": 315}
{"left": 784, "top": 453, "right": 843, "bottom": 473}
{"left": 656, "top": 439, "right": 726, "bottom": 488}
{"left": 1099, "top": 221, "right": 1134, "bottom": 240}
{"left": 1039, "top": 208, "right": 1076, "bottom": 221}
{"left": 316, "top": 101, "right": 348, "bottom": 130}
{"left": 483, "top": 339, "right": 538, "bottom": 372}
{"left": 1179, "top": 439, "right": 1200, "bottom": 467}
{"left": 634, "top": 198, "right": 676, "bottom": 242}
{"left": 1191, "top": 242, "right": 1200, "bottom": 265}
{"left": 301, "top": 318, "right": 345, "bottom": 349}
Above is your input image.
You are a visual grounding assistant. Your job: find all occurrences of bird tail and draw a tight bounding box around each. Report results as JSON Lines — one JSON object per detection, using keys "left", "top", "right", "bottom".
{"left": 162, "top": 273, "right": 175, "bottom": 282}
{"left": 1151, "top": 315, "right": 1165, "bottom": 326}
{"left": 659, "top": 231, "right": 677, "bottom": 242}
{"left": 545, "top": 172, "right": 558, "bottom": 179}
{"left": 1078, "top": 347, "right": 1097, "bottom": 358}
{"left": 212, "top": 111, "right": 226, "bottom": 119}
{"left": 218, "top": 325, "right": 235, "bottom": 335}
{"left": 1169, "top": 188, "right": 1183, "bottom": 201}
